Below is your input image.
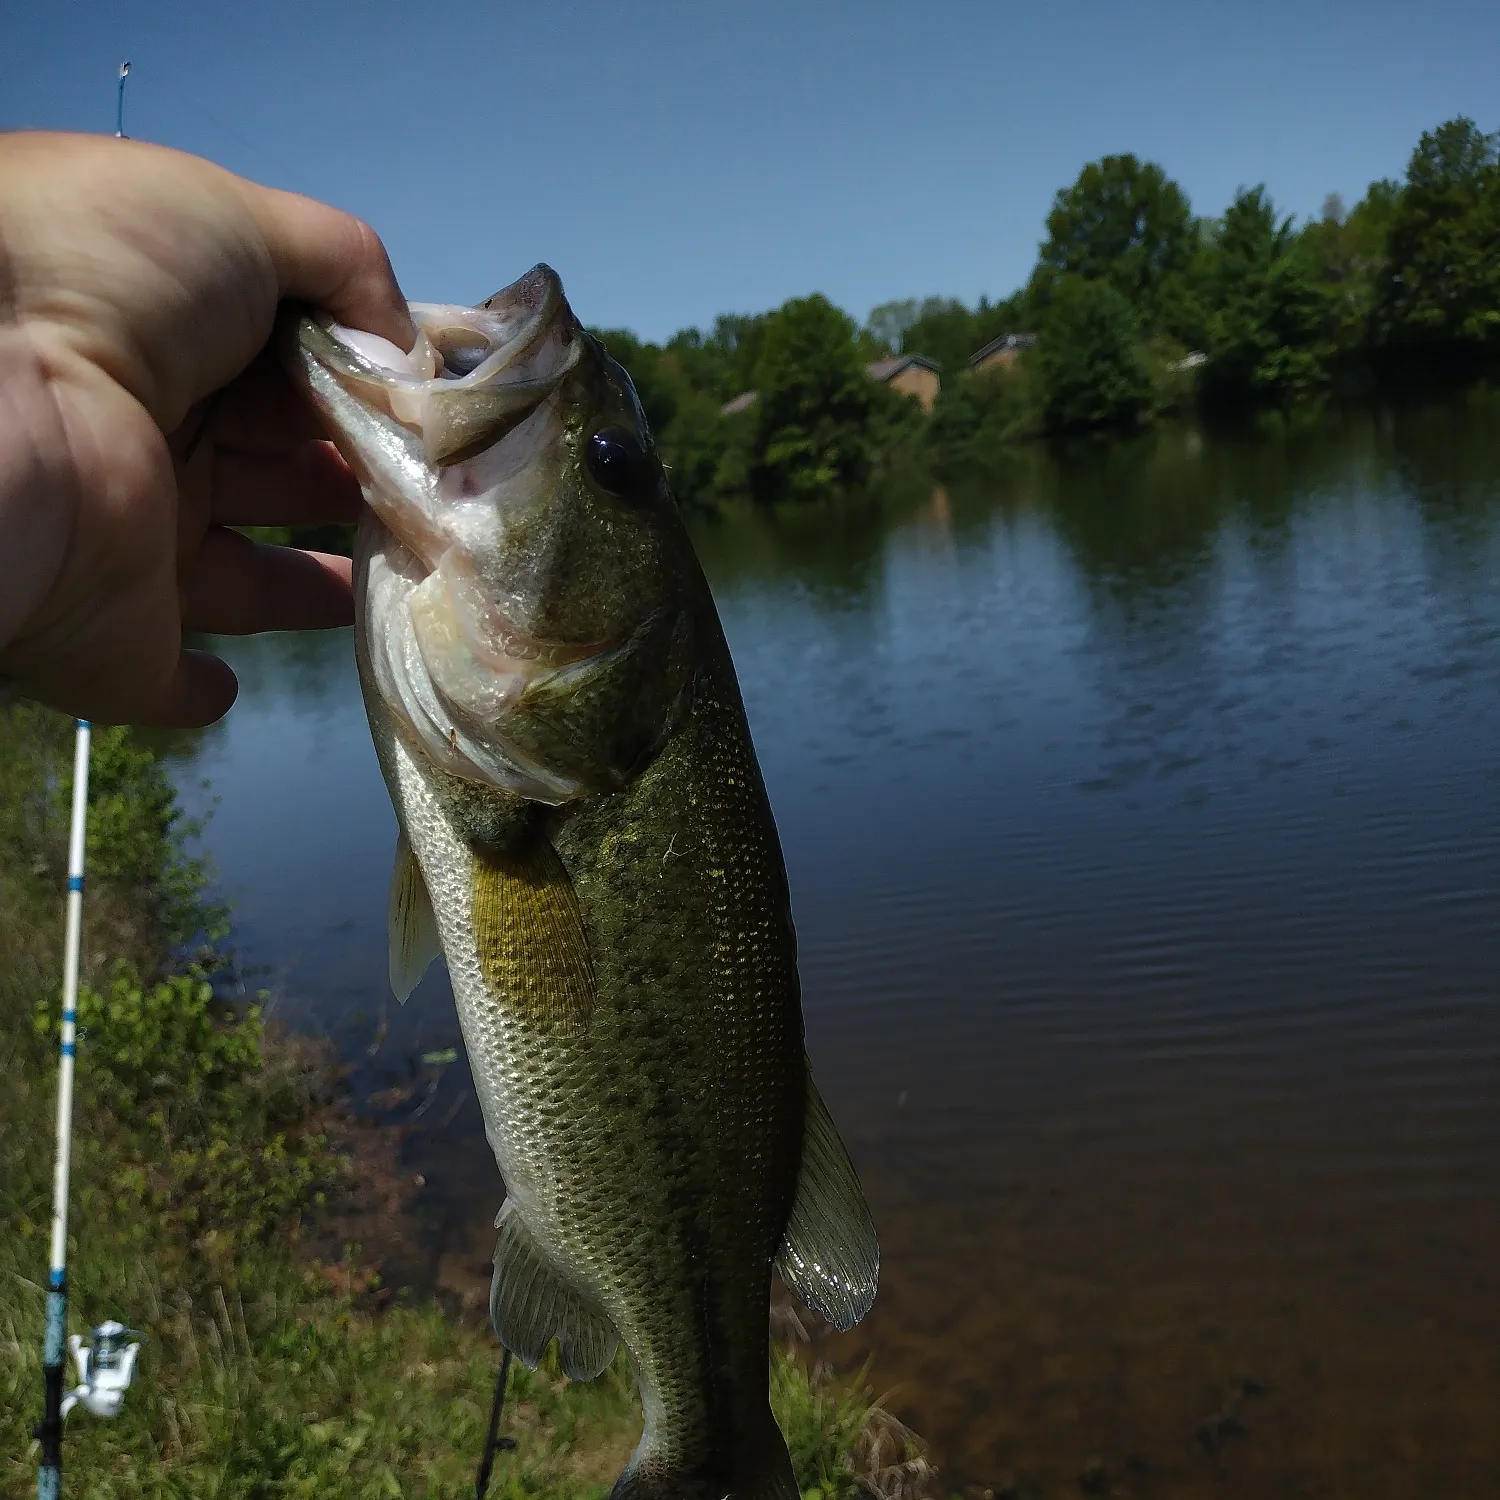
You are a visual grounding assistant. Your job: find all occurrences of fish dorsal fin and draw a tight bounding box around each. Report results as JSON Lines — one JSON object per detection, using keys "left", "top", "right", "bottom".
{"left": 388, "top": 831, "right": 442, "bottom": 1004}
{"left": 491, "top": 1199, "right": 619, "bottom": 1380}
{"left": 470, "top": 838, "right": 594, "bottom": 1036}
{"left": 774, "top": 1067, "right": 880, "bottom": 1332}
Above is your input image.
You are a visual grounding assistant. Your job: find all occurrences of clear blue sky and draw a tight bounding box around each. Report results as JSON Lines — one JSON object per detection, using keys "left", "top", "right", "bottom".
{"left": 7, "top": 0, "right": 1497, "bottom": 342}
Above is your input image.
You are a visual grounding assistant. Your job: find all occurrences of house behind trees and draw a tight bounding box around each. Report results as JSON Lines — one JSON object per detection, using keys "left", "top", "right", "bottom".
{"left": 864, "top": 353, "right": 942, "bottom": 411}
{"left": 967, "top": 333, "right": 1038, "bottom": 372}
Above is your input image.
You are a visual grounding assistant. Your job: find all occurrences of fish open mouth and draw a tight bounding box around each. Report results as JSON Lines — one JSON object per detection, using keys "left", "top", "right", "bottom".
{"left": 296, "top": 263, "right": 583, "bottom": 467}
{"left": 291, "top": 261, "right": 609, "bottom": 672}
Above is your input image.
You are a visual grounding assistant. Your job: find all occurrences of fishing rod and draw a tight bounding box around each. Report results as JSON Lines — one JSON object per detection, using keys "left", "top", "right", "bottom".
{"left": 35, "top": 720, "right": 91, "bottom": 1500}
{"left": 115, "top": 61, "right": 131, "bottom": 139}
{"left": 37, "top": 67, "right": 147, "bottom": 1500}
{"left": 473, "top": 1347, "right": 516, "bottom": 1500}
{"left": 36, "top": 719, "right": 144, "bottom": 1500}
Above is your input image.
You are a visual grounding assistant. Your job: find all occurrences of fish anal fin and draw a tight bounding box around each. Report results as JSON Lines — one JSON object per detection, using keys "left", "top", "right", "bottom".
{"left": 491, "top": 1199, "right": 619, "bottom": 1381}
{"left": 774, "top": 1066, "right": 879, "bottom": 1333}
{"left": 470, "top": 838, "right": 594, "bottom": 1036}
{"left": 389, "top": 831, "right": 442, "bottom": 1004}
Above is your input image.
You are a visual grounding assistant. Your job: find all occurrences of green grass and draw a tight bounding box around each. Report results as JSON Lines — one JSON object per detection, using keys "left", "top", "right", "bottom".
{"left": 0, "top": 702, "right": 927, "bottom": 1500}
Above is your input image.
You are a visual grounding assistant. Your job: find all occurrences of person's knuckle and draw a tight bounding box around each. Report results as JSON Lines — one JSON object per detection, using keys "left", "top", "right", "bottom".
{"left": 347, "top": 216, "right": 391, "bottom": 286}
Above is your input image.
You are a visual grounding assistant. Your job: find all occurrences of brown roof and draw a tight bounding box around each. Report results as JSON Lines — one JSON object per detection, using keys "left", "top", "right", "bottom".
{"left": 967, "top": 333, "right": 1037, "bottom": 366}
{"left": 866, "top": 354, "right": 941, "bottom": 381}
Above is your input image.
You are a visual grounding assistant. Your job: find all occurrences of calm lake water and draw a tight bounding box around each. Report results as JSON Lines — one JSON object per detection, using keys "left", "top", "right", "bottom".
{"left": 174, "top": 390, "right": 1500, "bottom": 1498}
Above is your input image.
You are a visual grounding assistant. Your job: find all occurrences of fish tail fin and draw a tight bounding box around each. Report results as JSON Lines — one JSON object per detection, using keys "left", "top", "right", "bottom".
{"left": 610, "top": 1412, "right": 797, "bottom": 1500}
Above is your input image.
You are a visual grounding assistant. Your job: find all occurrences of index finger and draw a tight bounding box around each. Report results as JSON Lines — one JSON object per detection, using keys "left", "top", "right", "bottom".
{"left": 203, "top": 346, "right": 329, "bottom": 453}
{"left": 242, "top": 182, "right": 416, "bottom": 352}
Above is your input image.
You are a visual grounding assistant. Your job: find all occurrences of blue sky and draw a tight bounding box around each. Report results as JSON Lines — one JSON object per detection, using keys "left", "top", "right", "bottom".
{"left": 7, "top": 1, "right": 1497, "bottom": 342}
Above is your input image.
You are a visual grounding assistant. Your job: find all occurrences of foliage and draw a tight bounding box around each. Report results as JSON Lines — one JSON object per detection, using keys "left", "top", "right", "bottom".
{"left": 749, "top": 296, "right": 886, "bottom": 503}
{"left": 591, "top": 326, "right": 685, "bottom": 439}
{"left": 700, "top": 312, "right": 773, "bottom": 400}
{"left": 773, "top": 1358, "right": 931, "bottom": 1500}
{"left": 38, "top": 963, "right": 262, "bottom": 1113}
{"left": 594, "top": 318, "right": 773, "bottom": 509}
{"left": 1201, "top": 186, "right": 1341, "bottom": 403}
{"left": 1376, "top": 117, "right": 1500, "bottom": 357}
{"left": 663, "top": 386, "right": 749, "bottom": 506}
{"left": 1034, "top": 153, "right": 1197, "bottom": 333}
{"left": 68, "top": 724, "right": 225, "bottom": 951}
{"left": 1034, "top": 276, "right": 1153, "bottom": 432}
{"left": 928, "top": 363, "right": 1042, "bottom": 470}
{"left": 602, "top": 297, "right": 923, "bottom": 508}
{"left": 1296, "top": 181, "right": 1401, "bottom": 346}
{"left": 1138, "top": 336, "right": 1201, "bottom": 416}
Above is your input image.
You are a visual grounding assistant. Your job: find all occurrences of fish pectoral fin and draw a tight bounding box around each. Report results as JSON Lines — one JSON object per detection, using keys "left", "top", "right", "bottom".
{"left": 389, "top": 831, "right": 443, "bottom": 1004}
{"left": 470, "top": 838, "right": 595, "bottom": 1037}
{"left": 491, "top": 1199, "right": 619, "bottom": 1381}
{"left": 774, "top": 1066, "right": 880, "bottom": 1332}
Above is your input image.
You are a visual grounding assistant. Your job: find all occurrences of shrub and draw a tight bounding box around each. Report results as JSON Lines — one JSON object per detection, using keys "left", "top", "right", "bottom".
{"left": 928, "top": 363, "right": 1043, "bottom": 470}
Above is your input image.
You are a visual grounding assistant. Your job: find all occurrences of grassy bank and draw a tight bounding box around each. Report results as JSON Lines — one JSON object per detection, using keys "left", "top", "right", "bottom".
{"left": 0, "top": 704, "right": 928, "bottom": 1500}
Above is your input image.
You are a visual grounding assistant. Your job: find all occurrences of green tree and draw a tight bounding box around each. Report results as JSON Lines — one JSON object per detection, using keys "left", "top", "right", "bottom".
{"left": 897, "top": 298, "right": 973, "bottom": 368}
{"left": 593, "top": 328, "right": 681, "bottom": 439}
{"left": 1376, "top": 116, "right": 1500, "bottom": 355}
{"left": 708, "top": 312, "right": 772, "bottom": 398}
{"left": 865, "top": 298, "right": 923, "bottom": 355}
{"left": 1035, "top": 275, "right": 1152, "bottom": 432}
{"left": 1297, "top": 178, "right": 1401, "bottom": 344}
{"left": 1035, "top": 154, "right": 1196, "bottom": 331}
{"left": 1344, "top": 179, "right": 1402, "bottom": 273}
{"left": 647, "top": 388, "right": 713, "bottom": 506}
{"left": 1203, "top": 186, "right": 1339, "bottom": 402}
{"left": 656, "top": 327, "right": 727, "bottom": 402}
{"left": 750, "top": 295, "right": 882, "bottom": 502}
{"left": 928, "top": 361, "right": 1042, "bottom": 470}
{"left": 593, "top": 325, "right": 761, "bottom": 507}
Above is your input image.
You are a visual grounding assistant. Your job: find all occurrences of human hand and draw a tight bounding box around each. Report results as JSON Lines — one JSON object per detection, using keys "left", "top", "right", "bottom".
{"left": 0, "top": 131, "right": 415, "bottom": 726}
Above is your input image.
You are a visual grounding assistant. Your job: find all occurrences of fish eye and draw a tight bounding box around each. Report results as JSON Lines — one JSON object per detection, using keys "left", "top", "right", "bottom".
{"left": 585, "top": 426, "right": 649, "bottom": 498}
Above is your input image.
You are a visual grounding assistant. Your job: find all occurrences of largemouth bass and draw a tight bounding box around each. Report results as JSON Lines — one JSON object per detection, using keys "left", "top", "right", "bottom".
{"left": 287, "top": 265, "right": 878, "bottom": 1500}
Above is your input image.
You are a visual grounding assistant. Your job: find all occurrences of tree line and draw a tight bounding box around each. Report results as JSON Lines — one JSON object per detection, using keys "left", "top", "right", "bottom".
{"left": 597, "top": 116, "right": 1500, "bottom": 506}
